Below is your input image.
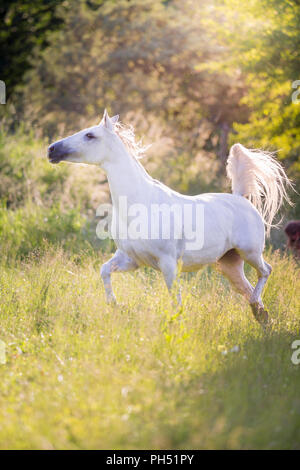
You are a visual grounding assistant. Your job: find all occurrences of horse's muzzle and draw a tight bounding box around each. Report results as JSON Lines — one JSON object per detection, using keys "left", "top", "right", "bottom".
{"left": 48, "top": 142, "right": 69, "bottom": 164}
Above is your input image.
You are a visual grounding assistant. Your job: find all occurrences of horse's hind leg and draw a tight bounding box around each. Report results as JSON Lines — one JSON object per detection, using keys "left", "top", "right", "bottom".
{"left": 237, "top": 249, "right": 272, "bottom": 325}
{"left": 217, "top": 249, "right": 254, "bottom": 302}
{"left": 218, "top": 249, "right": 270, "bottom": 326}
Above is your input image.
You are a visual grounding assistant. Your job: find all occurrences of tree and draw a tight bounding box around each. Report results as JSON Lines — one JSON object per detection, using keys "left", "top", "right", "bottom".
{"left": 214, "top": 0, "right": 300, "bottom": 186}
{"left": 0, "top": 0, "right": 65, "bottom": 98}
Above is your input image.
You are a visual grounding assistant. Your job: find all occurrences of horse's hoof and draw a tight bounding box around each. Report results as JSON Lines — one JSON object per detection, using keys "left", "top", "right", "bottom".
{"left": 250, "top": 304, "right": 270, "bottom": 328}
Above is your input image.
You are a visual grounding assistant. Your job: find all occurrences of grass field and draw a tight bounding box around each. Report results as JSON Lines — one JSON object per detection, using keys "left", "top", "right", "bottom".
{"left": 0, "top": 248, "right": 299, "bottom": 450}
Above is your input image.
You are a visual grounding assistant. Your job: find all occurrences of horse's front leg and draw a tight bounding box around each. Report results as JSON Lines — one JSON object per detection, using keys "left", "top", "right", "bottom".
{"left": 158, "top": 255, "right": 182, "bottom": 305}
{"left": 100, "top": 249, "right": 138, "bottom": 303}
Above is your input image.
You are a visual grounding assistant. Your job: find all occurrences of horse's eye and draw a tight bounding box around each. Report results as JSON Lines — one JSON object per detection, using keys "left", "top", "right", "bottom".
{"left": 85, "top": 133, "right": 95, "bottom": 140}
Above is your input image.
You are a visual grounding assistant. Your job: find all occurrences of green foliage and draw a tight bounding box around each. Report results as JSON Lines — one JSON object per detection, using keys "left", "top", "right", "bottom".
{"left": 0, "top": 0, "right": 65, "bottom": 96}
{"left": 0, "top": 127, "right": 67, "bottom": 209}
{"left": 215, "top": 0, "right": 300, "bottom": 194}
{"left": 0, "top": 248, "right": 299, "bottom": 449}
{"left": 0, "top": 202, "right": 92, "bottom": 260}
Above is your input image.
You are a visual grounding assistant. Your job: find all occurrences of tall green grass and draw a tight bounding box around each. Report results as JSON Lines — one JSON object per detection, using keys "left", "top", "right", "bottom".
{"left": 0, "top": 249, "right": 299, "bottom": 449}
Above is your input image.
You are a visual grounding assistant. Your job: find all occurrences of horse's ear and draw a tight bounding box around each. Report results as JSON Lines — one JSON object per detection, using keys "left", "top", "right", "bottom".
{"left": 100, "top": 109, "right": 113, "bottom": 130}
{"left": 110, "top": 115, "right": 119, "bottom": 126}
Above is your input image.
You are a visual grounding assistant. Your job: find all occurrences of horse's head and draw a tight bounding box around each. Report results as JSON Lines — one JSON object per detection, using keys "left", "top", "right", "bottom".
{"left": 47, "top": 110, "right": 119, "bottom": 167}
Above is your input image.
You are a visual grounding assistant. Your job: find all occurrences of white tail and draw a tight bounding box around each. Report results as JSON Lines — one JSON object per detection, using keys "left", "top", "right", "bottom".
{"left": 226, "top": 143, "right": 293, "bottom": 236}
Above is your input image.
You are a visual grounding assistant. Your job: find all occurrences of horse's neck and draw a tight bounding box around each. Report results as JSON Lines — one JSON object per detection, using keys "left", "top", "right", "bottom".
{"left": 105, "top": 145, "right": 152, "bottom": 209}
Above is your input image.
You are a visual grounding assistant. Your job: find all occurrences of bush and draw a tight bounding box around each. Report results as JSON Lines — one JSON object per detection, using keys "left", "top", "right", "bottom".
{"left": 0, "top": 202, "right": 93, "bottom": 261}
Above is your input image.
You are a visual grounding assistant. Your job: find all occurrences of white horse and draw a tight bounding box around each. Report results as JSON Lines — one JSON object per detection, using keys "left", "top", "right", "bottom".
{"left": 48, "top": 110, "right": 292, "bottom": 324}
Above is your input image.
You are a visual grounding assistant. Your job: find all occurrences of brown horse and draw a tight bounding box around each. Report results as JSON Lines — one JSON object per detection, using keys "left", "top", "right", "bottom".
{"left": 284, "top": 221, "right": 300, "bottom": 258}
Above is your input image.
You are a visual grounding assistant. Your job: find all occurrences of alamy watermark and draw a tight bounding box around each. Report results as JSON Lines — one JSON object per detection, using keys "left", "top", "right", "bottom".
{"left": 291, "top": 340, "right": 300, "bottom": 365}
{"left": 291, "top": 80, "right": 300, "bottom": 104}
{"left": 0, "top": 340, "right": 6, "bottom": 365}
{"left": 0, "top": 80, "right": 6, "bottom": 104}
{"left": 96, "top": 196, "right": 205, "bottom": 250}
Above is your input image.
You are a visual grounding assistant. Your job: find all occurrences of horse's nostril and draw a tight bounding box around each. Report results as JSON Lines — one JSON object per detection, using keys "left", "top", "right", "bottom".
{"left": 49, "top": 146, "right": 55, "bottom": 153}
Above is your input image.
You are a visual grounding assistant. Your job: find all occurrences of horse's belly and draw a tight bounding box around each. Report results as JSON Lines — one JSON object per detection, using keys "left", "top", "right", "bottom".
{"left": 181, "top": 245, "right": 230, "bottom": 272}
{"left": 115, "top": 239, "right": 160, "bottom": 269}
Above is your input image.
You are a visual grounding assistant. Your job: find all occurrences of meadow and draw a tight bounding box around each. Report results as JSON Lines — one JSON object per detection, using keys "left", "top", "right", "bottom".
{"left": 0, "top": 247, "right": 299, "bottom": 449}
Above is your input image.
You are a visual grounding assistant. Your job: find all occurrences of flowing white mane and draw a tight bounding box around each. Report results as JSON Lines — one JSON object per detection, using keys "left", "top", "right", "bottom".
{"left": 115, "top": 121, "right": 149, "bottom": 160}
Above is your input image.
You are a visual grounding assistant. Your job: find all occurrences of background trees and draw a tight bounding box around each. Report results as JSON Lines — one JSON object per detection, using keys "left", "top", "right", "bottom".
{"left": 0, "top": 0, "right": 66, "bottom": 96}
{"left": 216, "top": 0, "right": 300, "bottom": 207}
